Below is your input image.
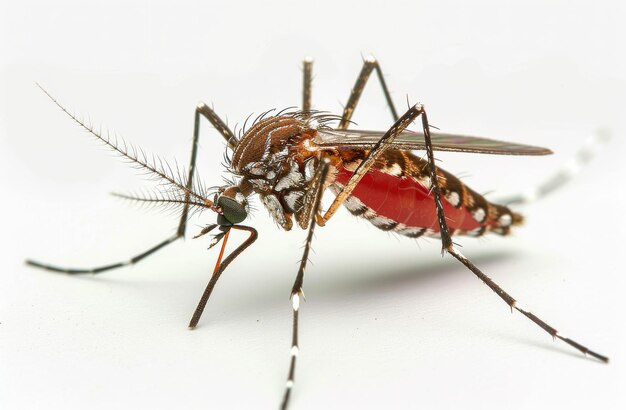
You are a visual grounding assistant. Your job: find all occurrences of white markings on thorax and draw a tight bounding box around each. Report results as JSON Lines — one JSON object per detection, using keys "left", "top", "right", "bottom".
{"left": 262, "top": 124, "right": 294, "bottom": 162}
{"left": 284, "top": 191, "right": 305, "bottom": 213}
{"left": 275, "top": 162, "right": 304, "bottom": 191}
{"left": 304, "top": 158, "right": 316, "bottom": 181}
{"left": 263, "top": 194, "right": 287, "bottom": 227}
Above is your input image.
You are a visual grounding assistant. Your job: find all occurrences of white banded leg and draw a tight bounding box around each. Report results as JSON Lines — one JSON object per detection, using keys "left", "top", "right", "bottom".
{"left": 416, "top": 107, "right": 609, "bottom": 362}
{"left": 280, "top": 158, "right": 330, "bottom": 410}
{"left": 27, "top": 87, "right": 236, "bottom": 275}
{"left": 178, "top": 103, "right": 237, "bottom": 236}
{"left": 26, "top": 234, "right": 180, "bottom": 274}
{"left": 447, "top": 247, "right": 608, "bottom": 362}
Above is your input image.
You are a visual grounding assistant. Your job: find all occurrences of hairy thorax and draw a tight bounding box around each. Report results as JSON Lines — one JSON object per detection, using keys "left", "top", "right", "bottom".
{"left": 231, "top": 114, "right": 327, "bottom": 230}
{"left": 231, "top": 112, "right": 522, "bottom": 238}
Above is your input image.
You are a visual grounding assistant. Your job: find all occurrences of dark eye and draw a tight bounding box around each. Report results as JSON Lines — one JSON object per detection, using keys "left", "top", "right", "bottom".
{"left": 217, "top": 196, "right": 248, "bottom": 224}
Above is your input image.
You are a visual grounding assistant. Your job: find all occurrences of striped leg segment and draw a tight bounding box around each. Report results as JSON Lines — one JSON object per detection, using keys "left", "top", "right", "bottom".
{"left": 338, "top": 57, "right": 399, "bottom": 130}
{"left": 280, "top": 158, "right": 330, "bottom": 410}
{"left": 419, "top": 108, "right": 452, "bottom": 251}
{"left": 447, "top": 248, "right": 608, "bottom": 362}
{"left": 25, "top": 234, "right": 180, "bottom": 274}
{"left": 26, "top": 89, "right": 237, "bottom": 275}
{"left": 178, "top": 103, "right": 237, "bottom": 237}
{"left": 416, "top": 107, "right": 609, "bottom": 362}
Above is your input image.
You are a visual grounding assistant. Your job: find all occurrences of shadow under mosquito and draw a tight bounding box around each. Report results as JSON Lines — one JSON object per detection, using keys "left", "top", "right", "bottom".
{"left": 204, "top": 249, "right": 524, "bottom": 321}
{"left": 311, "top": 252, "right": 517, "bottom": 298}
{"left": 210, "top": 249, "right": 592, "bottom": 363}
{"left": 45, "top": 249, "right": 522, "bottom": 316}
{"left": 29, "top": 250, "right": 594, "bottom": 361}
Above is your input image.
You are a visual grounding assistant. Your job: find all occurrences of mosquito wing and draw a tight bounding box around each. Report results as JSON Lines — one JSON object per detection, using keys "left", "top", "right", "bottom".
{"left": 314, "top": 129, "right": 552, "bottom": 156}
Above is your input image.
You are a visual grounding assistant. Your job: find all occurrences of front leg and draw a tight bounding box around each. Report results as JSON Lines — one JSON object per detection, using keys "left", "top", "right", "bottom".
{"left": 280, "top": 158, "right": 330, "bottom": 410}
{"left": 177, "top": 104, "right": 237, "bottom": 237}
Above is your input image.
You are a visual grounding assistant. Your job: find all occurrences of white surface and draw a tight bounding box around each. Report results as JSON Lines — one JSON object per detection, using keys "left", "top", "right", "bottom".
{"left": 1, "top": 1, "right": 625, "bottom": 409}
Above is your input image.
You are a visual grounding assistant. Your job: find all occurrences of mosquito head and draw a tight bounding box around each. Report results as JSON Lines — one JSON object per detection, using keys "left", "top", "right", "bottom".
{"left": 212, "top": 185, "right": 249, "bottom": 226}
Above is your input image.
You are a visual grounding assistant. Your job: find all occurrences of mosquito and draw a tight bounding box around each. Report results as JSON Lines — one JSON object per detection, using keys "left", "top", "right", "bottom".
{"left": 26, "top": 58, "right": 608, "bottom": 409}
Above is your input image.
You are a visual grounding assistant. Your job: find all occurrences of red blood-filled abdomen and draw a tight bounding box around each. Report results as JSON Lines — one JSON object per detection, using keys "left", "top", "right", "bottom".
{"left": 334, "top": 167, "right": 482, "bottom": 232}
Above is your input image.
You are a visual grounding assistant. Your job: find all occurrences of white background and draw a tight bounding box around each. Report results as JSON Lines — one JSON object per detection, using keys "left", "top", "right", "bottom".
{"left": 1, "top": 1, "right": 625, "bottom": 409}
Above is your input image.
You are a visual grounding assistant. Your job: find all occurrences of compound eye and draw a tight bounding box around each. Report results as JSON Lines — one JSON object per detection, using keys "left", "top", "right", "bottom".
{"left": 217, "top": 195, "right": 247, "bottom": 224}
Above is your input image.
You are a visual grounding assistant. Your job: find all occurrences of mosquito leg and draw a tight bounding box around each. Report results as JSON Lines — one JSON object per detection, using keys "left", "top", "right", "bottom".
{"left": 177, "top": 104, "right": 237, "bottom": 237}
{"left": 194, "top": 103, "right": 238, "bottom": 149}
{"left": 322, "top": 104, "right": 424, "bottom": 223}
{"left": 280, "top": 158, "right": 330, "bottom": 410}
{"left": 302, "top": 58, "right": 313, "bottom": 113}
{"left": 25, "top": 234, "right": 180, "bottom": 274}
{"left": 27, "top": 95, "right": 235, "bottom": 275}
{"left": 415, "top": 108, "right": 609, "bottom": 362}
{"left": 188, "top": 225, "right": 258, "bottom": 329}
{"left": 338, "top": 57, "right": 399, "bottom": 130}
{"left": 447, "top": 248, "right": 608, "bottom": 362}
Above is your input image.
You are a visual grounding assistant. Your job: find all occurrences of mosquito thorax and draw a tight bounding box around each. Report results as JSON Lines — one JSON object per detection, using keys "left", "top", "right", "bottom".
{"left": 231, "top": 114, "right": 326, "bottom": 231}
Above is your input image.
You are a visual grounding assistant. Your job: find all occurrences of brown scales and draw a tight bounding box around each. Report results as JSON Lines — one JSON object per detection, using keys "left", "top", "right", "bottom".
{"left": 233, "top": 114, "right": 522, "bottom": 238}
